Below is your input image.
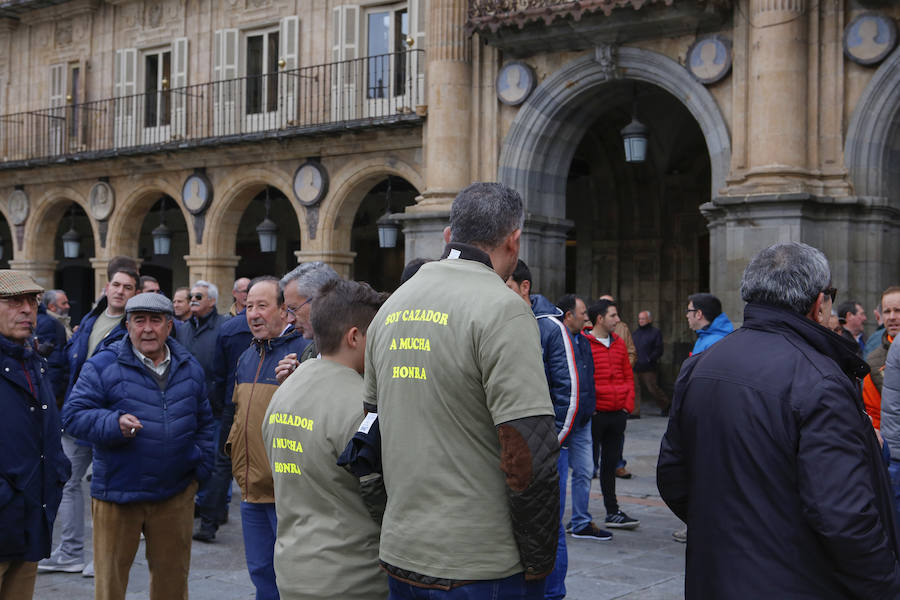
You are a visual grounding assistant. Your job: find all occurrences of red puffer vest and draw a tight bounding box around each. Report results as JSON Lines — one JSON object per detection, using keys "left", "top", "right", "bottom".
{"left": 583, "top": 331, "right": 635, "bottom": 413}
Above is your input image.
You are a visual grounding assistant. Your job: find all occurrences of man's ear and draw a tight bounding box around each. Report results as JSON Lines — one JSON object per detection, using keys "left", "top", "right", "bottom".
{"left": 443, "top": 227, "right": 452, "bottom": 244}
{"left": 806, "top": 292, "right": 825, "bottom": 323}
{"left": 521, "top": 279, "right": 531, "bottom": 296}
{"left": 345, "top": 326, "right": 362, "bottom": 349}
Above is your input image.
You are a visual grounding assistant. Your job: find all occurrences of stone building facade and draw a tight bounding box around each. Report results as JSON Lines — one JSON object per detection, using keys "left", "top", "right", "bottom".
{"left": 0, "top": 0, "right": 898, "bottom": 373}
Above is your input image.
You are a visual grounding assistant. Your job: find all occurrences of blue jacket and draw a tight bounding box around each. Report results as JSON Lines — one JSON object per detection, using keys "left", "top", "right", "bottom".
{"left": 35, "top": 304, "right": 68, "bottom": 401}
{"left": 691, "top": 312, "right": 734, "bottom": 355}
{"left": 632, "top": 323, "right": 663, "bottom": 372}
{"left": 531, "top": 295, "right": 594, "bottom": 443}
{"left": 659, "top": 303, "right": 900, "bottom": 599}
{"left": 0, "top": 335, "right": 70, "bottom": 562}
{"left": 62, "top": 337, "right": 215, "bottom": 504}
{"left": 64, "top": 297, "right": 128, "bottom": 402}
{"left": 210, "top": 309, "right": 252, "bottom": 411}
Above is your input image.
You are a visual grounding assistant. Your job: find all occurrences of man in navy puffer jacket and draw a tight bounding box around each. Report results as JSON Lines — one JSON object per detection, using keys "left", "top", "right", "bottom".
{"left": 63, "top": 293, "right": 215, "bottom": 600}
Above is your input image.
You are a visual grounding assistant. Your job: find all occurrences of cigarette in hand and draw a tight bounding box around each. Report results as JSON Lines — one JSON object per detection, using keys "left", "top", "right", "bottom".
{"left": 130, "top": 428, "right": 136, "bottom": 435}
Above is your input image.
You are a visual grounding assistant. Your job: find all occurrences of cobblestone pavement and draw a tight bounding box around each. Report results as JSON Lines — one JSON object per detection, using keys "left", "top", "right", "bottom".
{"left": 35, "top": 413, "right": 684, "bottom": 600}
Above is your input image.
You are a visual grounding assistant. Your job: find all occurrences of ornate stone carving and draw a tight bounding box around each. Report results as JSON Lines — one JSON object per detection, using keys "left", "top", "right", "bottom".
{"left": 145, "top": 3, "right": 163, "bottom": 28}
{"left": 55, "top": 22, "right": 73, "bottom": 47}
{"left": 594, "top": 44, "right": 618, "bottom": 80}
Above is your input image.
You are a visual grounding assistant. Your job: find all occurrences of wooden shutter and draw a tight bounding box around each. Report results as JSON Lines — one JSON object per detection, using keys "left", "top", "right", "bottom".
{"left": 213, "top": 29, "right": 238, "bottom": 135}
{"left": 280, "top": 16, "right": 299, "bottom": 125}
{"left": 171, "top": 37, "right": 189, "bottom": 137}
{"left": 114, "top": 48, "right": 137, "bottom": 147}
{"left": 48, "top": 64, "right": 66, "bottom": 154}
{"left": 409, "top": 0, "right": 425, "bottom": 104}
{"left": 331, "top": 6, "right": 359, "bottom": 121}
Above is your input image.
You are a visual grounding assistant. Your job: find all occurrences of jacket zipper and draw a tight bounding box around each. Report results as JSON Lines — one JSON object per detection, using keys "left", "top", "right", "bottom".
{"left": 244, "top": 345, "right": 266, "bottom": 498}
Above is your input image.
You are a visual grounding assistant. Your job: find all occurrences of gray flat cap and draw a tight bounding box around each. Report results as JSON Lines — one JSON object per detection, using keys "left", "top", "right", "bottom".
{"left": 125, "top": 293, "right": 174, "bottom": 317}
{"left": 0, "top": 270, "right": 43, "bottom": 297}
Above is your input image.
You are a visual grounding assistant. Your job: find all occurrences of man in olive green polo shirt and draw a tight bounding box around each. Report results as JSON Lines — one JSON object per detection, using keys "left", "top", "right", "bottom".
{"left": 364, "top": 182, "right": 560, "bottom": 599}
{"left": 263, "top": 279, "right": 387, "bottom": 600}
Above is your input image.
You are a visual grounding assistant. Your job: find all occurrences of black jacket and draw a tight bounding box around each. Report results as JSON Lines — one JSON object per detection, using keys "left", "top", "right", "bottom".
{"left": 632, "top": 323, "right": 663, "bottom": 372}
{"left": 658, "top": 303, "right": 900, "bottom": 599}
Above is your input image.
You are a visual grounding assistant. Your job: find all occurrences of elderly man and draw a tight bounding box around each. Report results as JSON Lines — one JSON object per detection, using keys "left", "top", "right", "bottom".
{"left": 632, "top": 310, "right": 669, "bottom": 416}
{"left": 365, "top": 183, "right": 558, "bottom": 598}
{"left": 177, "top": 281, "right": 226, "bottom": 393}
{"left": 0, "top": 271, "right": 70, "bottom": 599}
{"left": 229, "top": 277, "right": 251, "bottom": 317}
{"left": 658, "top": 242, "right": 900, "bottom": 598}
{"left": 41, "top": 289, "right": 72, "bottom": 338}
{"left": 62, "top": 293, "right": 214, "bottom": 600}
{"left": 227, "top": 276, "right": 309, "bottom": 599}
{"left": 274, "top": 262, "right": 341, "bottom": 384}
{"left": 35, "top": 293, "right": 69, "bottom": 404}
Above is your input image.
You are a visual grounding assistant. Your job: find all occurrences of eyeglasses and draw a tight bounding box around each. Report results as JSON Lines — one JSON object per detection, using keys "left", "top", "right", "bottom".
{"left": 822, "top": 287, "right": 837, "bottom": 303}
{"left": 685, "top": 308, "right": 698, "bottom": 315}
{"left": 285, "top": 297, "right": 313, "bottom": 316}
{"left": 0, "top": 295, "right": 39, "bottom": 309}
{"left": 190, "top": 294, "right": 205, "bottom": 301}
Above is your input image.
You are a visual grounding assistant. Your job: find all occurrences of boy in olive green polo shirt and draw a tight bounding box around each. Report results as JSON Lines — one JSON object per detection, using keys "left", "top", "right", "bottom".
{"left": 262, "top": 279, "right": 387, "bottom": 600}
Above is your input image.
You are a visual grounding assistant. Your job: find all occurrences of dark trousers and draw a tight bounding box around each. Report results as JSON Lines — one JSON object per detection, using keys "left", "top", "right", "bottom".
{"left": 635, "top": 369, "right": 669, "bottom": 411}
{"left": 591, "top": 410, "right": 627, "bottom": 515}
{"left": 197, "top": 403, "right": 235, "bottom": 528}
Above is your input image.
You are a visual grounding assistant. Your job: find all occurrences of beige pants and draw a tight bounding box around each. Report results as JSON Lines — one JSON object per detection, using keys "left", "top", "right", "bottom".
{"left": 92, "top": 480, "right": 197, "bottom": 600}
{"left": 0, "top": 561, "right": 37, "bottom": 600}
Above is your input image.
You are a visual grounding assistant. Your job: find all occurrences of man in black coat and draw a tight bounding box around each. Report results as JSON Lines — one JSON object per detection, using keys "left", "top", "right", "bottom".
{"left": 632, "top": 310, "right": 669, "bottom": 416}
{"left": 658, "top": 241, "right": 900, "bottom": 599}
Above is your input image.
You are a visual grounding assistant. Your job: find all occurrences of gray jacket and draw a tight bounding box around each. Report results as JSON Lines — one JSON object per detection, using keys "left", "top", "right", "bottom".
{"left": 880, "top": 338, "right": 900, "bottom": 451}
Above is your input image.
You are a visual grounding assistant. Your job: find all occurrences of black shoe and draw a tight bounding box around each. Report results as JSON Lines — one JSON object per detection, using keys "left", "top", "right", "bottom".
{"left": 570, "top": 522, "right": 613, "bottom": 541}
{"left": 192, "top": 520, "right": 217, "bottom": 543}
{"left": 605, "top": 510, "right": 640, "bottom": 530}
{"left": 627, "top": 413, "right": 641, "bottom": 420}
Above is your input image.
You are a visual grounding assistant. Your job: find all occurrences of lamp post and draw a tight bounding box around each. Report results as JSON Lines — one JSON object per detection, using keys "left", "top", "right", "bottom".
{"left": 61, "top": 207, "right": 80, "bottom": 259}
{"left": 256, "top": 186, "right": 279, "bottom": 253}
{"left": 376, "top": 176, "right": 400, "bottom": 249}
{"left": 151, "top": 197, "right": 172, "bottom": 255}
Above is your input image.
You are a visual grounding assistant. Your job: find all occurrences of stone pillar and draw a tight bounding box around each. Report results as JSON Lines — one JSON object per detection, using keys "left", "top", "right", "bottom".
{"left": 294, "top": 250, "right": 356, "bottom": 280}
{"left": 742, "top": 0, "right": 809, "bottom": 191}
{"left": 8, "top": 259, "right": 58, "bottom": 292}
{"left": 184, "top": 255, "right": 240, "bottom": 314}
{"left": 402, "top": 0, "right": 470, "bottom": 256}
{"left": 89, "top": 257, "right": 110, "bottom": 299}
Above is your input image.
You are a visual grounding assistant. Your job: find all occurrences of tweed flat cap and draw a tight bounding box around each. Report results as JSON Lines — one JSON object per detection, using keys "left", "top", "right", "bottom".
{"left": 125, "top": 293, "right": 174, "bottom": 317}
{"left": 0, "top": 270, "right": 44, "bottom": 297}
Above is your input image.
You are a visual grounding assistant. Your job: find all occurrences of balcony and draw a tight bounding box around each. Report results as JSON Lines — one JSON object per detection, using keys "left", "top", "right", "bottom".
{"left": 467, "top": 0, "right": 733, "bottom": 56}
{"left": 0, "top": 49, "right": 426, "bottom": 168}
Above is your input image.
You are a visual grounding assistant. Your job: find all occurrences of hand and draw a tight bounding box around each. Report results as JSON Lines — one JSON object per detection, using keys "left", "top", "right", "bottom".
{"left": 275, "top": 353, "right": 299, "bottom": 385}
{"left": 119, "top": 414, "right": 143, "bottom": 438}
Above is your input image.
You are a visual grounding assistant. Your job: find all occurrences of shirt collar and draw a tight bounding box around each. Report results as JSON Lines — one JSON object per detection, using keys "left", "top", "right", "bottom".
{"left": 131, "top": 342, "right": 171, "bottom": 375}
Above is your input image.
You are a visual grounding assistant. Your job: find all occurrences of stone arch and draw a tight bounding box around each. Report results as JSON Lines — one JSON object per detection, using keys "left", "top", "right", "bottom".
{"left": 25, "top": 186, "right": 98, "bottom": 261}
{"left": 205, "top": 166, "right": 299, "bottom": 258}
{"left": 319, "top": 156, "right": 424, "bottom": 252}
{"left": 106, "top": 176, "right": 192, "bottom": 256}
{"left": 498, "top": 46, "right": 731, "bottom": 217}
{"left": 845, "top": 45, "right": 900, "bottom": 206}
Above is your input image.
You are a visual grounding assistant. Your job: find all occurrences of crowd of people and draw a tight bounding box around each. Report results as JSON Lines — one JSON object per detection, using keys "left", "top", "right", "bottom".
{"left": 2, "top": 181, "right": 899, "bottom": 600}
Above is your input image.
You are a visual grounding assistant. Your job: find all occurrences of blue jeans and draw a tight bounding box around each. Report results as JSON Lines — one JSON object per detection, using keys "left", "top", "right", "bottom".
{"left": 543, "top": 449, "right": 567, "bottom": 600}
{"left": 241, "top": 502, "right": 279, "bottom": 600}
{"left": 53, "top": 434, "right": 92, "bottom": 561}
{"left": 566, "top": 422, "right": 593, "bottom": 531}
{"left": 389, "top": 573, "right": 544, "bottom": 599}
{"left": 889, "top": 459, "right": 900, "bottom": 524}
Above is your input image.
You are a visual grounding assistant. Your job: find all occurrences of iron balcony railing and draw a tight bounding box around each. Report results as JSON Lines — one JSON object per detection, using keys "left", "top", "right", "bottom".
{"left": 0, "top": 49, "right": 425, "bottom": 165}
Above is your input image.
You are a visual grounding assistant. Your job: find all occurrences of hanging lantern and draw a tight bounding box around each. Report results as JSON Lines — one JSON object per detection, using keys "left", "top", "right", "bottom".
{"left": 257, "top": 187, "right": 279, "bottom": 253}
{"left": 376, "top": 176, "right": 400, "bottom": 249}
{"left": 62, "top": 226, "right": 80, "bottom": 259}
{"left": 621, "top": 117, "right": 649, "bottom": 164}
{"left": 152, "top": 197, "right": 172, "bottom": 255}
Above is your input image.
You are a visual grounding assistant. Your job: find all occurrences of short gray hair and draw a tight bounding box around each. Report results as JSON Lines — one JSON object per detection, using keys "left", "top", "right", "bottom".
{"left": 193, "top": 280, "right": 218, "bottom": 302}
{"left": 280, "top": 262, "right": 340, "bottom": 299}
{"left": 42, "top": 289, "right": 65, "bottom": 309}
{"left": 449, "top": 183, "right": 524, "bottom": 249}
{"left": 740, "top": 242, "right": 831, "bottom": 315}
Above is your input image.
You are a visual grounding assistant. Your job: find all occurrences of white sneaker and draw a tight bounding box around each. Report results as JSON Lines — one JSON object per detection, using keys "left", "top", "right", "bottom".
{"left": 81, "top": 560, "right": 94, "bottom": 578}
{"left": 37, "top": 555, "right": 84, "bottom": 573}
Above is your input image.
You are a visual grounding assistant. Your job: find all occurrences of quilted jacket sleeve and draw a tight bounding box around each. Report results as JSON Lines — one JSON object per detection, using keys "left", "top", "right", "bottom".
{"left": 62, "top": 359, "right": 126, "bottom": 446}
{"left": 497, "top": 414, "right": 560, "bottom": 580}
{"left": 193, "top": 377, "right": 216, "bottom": 482}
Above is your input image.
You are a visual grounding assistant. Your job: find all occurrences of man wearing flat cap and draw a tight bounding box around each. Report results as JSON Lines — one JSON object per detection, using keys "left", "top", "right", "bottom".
{"left": 0, "top": 270, "right": 70, "bottom": 598}
{"left": 63, "top": 293, "right": 215, "bottom": 600}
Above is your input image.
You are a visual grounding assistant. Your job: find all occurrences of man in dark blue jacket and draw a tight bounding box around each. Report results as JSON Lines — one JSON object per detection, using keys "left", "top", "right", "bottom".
{"left": 0, "top": 270, "right": 70, "bottom": 598}
{"left": 34, "top": 302, "right": 68, "bottom": 403}
{"left": 632, "top": 310, "right": 669, "bottom": 416}
{"left": 63, "top": 292, "right": 215, "bottom": 600}
{"left": 658, "top": 242, "right": 900, "bottom": 599}
{"left": 508, "top": 261, "right": 597, "bottom": 600}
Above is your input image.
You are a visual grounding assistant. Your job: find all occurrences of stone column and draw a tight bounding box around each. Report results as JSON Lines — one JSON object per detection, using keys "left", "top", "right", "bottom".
{"left": 184, "top": 256, "right": 240, "bottom": 314}
{"left": 401, "top": 0, "right": 471, "bottom": 257}
{"left": 8, "top": 259, "right": 58, "bottom": 292}
{"left": 294, "top": 250, "right": 356, "bottom": 280}
{"left": 737, "top": 0, "right": 810, "bottom": 192}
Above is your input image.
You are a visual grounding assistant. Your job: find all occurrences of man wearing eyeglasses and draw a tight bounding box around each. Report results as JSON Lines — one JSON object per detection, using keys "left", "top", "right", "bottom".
{"left": 685, "top": 293, "right": 733, "bottom": 356}
{"left": 659, "top": 242, "right": 900, "bottom": 598}
{"left": 176, "top": 281, "right": 226, "bottom": 406}
{"left": 229, "top": 277, "right": 251, "bottom": 317}
{"left": 0, "top": 271, "right": 70, "bottom": 598}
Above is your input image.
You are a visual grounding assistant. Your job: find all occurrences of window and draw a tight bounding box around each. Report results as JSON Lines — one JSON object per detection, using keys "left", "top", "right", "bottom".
{"left": 365, "top": 7, "right": 408, "bottom": 100}
{"left": 245, "top": 28, "right": 279, "bottom": 115}
{"left": 143, "top": 49, "right": 171, "bottom": 128}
